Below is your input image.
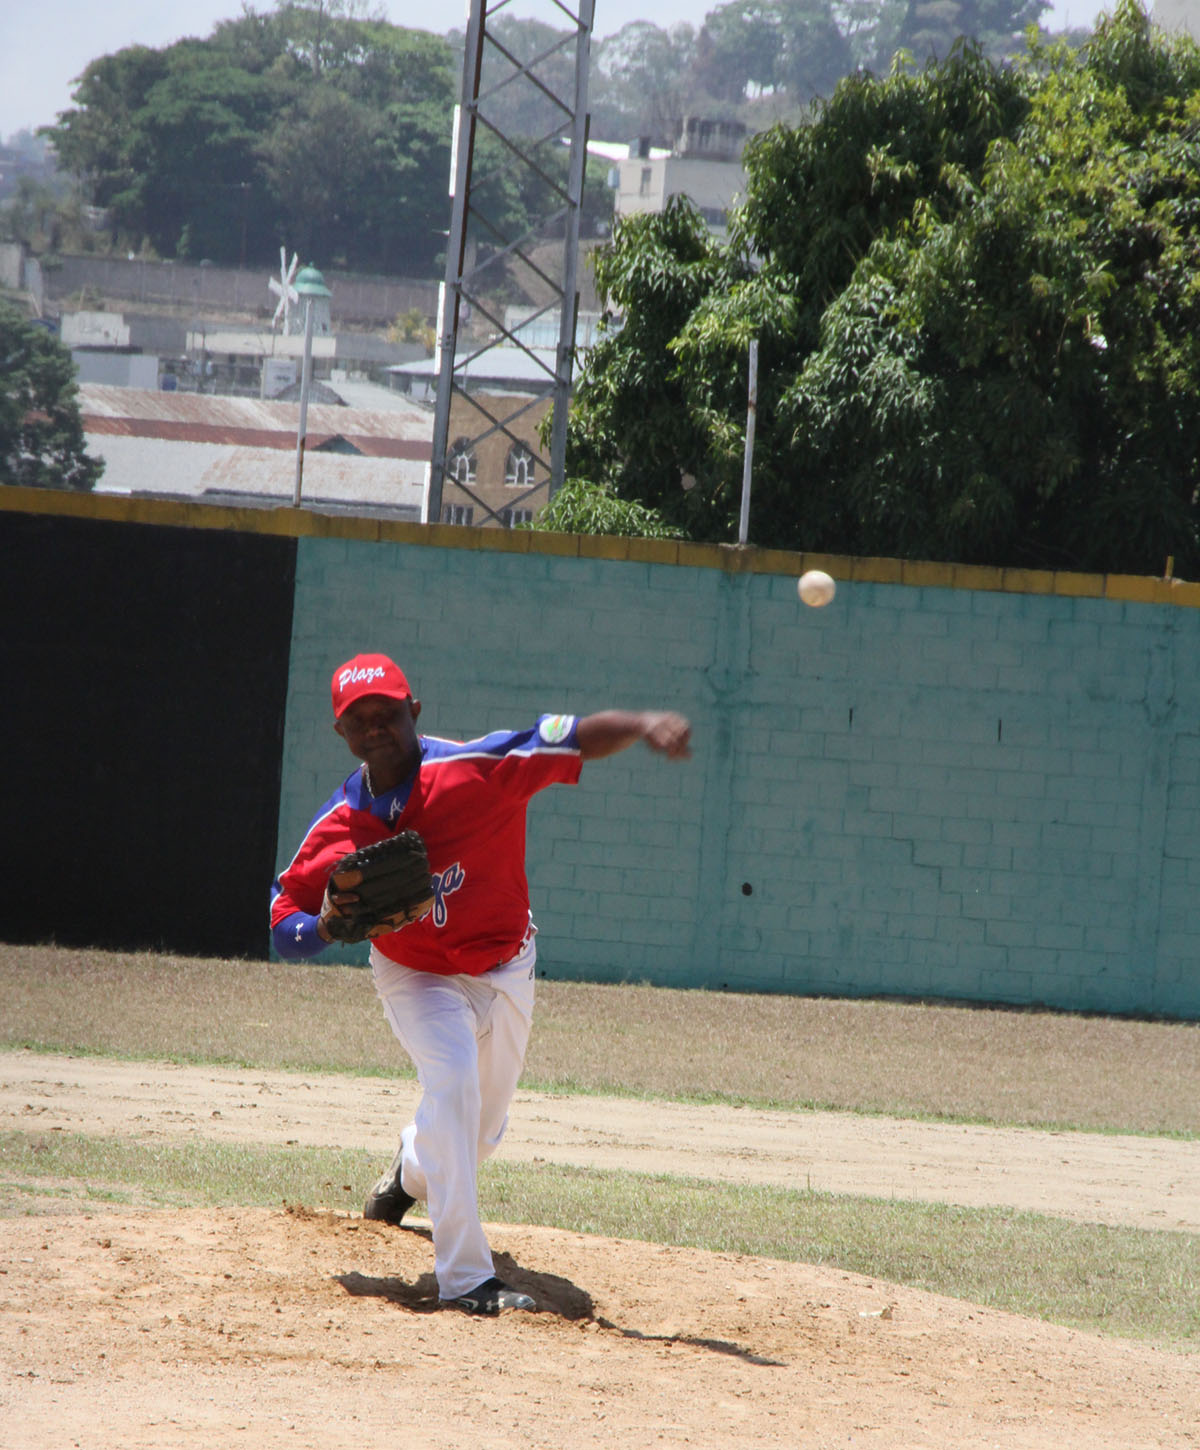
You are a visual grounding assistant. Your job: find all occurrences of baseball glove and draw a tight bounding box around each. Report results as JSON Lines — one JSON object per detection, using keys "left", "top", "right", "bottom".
{"left": 321, "top": 830, "right": 436, "bottom": 944}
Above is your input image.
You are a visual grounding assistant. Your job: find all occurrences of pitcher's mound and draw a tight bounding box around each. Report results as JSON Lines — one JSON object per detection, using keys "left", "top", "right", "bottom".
{"left": 5, "top": 1205, "right": 1196, "bottom": 1449}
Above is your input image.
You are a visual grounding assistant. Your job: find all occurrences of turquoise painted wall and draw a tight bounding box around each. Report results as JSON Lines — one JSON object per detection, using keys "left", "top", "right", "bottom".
{"left": 277, "top": 533, "right": 1200, "bottom": 1018}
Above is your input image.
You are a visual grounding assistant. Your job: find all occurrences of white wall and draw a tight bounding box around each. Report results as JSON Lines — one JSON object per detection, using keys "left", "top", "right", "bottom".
{"left": 72, "top": 352, "right": 160, "bottom": 389}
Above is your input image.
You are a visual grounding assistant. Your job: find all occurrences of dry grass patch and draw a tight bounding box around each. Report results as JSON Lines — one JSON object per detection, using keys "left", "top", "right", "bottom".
{"left": 530, "top": 983, "right": 1200, "bottom": 1134}
{"left": 2, "top": 943, "right": 1197, "bottom": 1135}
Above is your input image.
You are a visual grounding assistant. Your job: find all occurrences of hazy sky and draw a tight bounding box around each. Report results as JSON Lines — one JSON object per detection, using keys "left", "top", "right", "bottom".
{"left": 2, "top": 0, "right": 1113, "bottom": 142}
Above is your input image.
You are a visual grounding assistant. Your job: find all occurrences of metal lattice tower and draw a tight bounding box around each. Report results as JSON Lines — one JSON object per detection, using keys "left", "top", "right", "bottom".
{"left": 427, "top": 0, "right": 594, "bottom": 526}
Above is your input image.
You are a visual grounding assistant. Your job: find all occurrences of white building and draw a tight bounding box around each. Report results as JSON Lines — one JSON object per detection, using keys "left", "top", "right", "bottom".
{"left": 609, "top": 118, "right": 747, "bottom": 235}
{"left": 58, "top": 305, "right": 425, "bottom": 399}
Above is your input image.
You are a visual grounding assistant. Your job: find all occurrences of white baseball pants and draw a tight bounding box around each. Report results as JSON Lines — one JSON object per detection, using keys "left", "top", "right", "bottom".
{"left": 369, "top": 934, "right": 537, "bottom": 1299}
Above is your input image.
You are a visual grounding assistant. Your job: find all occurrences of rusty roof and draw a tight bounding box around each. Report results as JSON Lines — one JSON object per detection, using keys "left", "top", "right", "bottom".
{"left": 79, "top": 384, "right": 432, "bottom": 459}
{"left": 83, "top": 414, "right": 429, "bottom": 459}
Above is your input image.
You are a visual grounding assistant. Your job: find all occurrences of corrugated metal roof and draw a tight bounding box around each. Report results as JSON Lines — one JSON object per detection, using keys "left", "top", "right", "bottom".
{"left": 198, "top": 451, "right": 424, "bottom": 503}
{"left": 78, "top": 384, "right": 432, "bottom": 439}
{"left": 332, "top": 378, "right": 433, "bottom": 414}
{"left": 388, "top": 345, "right": 559, "bottom": 390}
{"left": 87, "top": 433, "right": 425, "bottom": 511}
{"left": 83, "top": 414, "right": 428, "bottom": 459}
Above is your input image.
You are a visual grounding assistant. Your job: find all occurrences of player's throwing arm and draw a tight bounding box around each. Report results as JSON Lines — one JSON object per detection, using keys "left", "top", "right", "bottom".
{"left": 576, "top": 710, "right": 692, "bottom": 761}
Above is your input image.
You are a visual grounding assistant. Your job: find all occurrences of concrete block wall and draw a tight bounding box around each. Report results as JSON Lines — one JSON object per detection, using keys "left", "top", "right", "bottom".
{"left": 2, "top": 486, "right": 1194, "bottom": 1013}
{"left": 44, "top": 254, "right": 439, "bottom": 328}
{"left": 279, "top": 526, "right": 1200, "bottom": 1018}
{"left": 726, "top": 576, "right": 1200, "bottom": 1016}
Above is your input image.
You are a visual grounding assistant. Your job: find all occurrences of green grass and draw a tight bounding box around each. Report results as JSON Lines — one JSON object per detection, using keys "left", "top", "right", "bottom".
{"left": 487, "top": 1162, "right": 1200, "bottom": 1348}
{"left": 3, "top": 944, "right": 1198, "bottom": 1135}
{"left": 0, "top": 1130, "right": 373, "bottom": 1212}
{"left": 4, "top": 1129, "right": 1196, "bottom": 1348}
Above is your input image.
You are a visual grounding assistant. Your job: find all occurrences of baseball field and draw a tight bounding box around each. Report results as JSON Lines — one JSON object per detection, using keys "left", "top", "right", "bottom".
{"left": 2, "top": 944, "right": 1198, "bottom": 1449}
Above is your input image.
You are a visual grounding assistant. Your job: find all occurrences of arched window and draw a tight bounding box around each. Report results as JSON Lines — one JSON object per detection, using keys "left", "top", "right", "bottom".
{"left": 505, "top": 444, "right": 535, "bottom": 488}
{"left": 447, "top": 437, "right": 477, "bottom": 486}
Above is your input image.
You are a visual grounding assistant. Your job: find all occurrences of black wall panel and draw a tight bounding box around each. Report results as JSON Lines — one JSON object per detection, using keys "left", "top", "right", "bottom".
{"left": 1, "top": 512, "right": 296, "bottom": 958}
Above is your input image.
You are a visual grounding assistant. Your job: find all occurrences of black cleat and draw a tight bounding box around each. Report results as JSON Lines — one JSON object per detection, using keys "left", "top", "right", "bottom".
{"left": 446, "top": 1277, "right": 535, "bottom": 1315}
{"left": 362, "top": 1145, "right": 416, "bottom": 1225}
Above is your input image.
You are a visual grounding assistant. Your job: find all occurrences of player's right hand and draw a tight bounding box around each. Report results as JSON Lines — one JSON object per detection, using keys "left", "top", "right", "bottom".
{"left": 642, "top": 712, "right": 692, "bottom": 759}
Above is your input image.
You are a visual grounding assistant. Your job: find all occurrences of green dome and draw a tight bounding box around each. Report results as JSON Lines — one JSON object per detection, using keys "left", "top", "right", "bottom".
{"left": 293, "top": 264, "right": 331, "bottom": 297}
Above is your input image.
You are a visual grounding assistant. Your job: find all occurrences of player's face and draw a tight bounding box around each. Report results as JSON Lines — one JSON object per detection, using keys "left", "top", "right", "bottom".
{"left": 335, "top": 694, "right": 422, "bottom": 785}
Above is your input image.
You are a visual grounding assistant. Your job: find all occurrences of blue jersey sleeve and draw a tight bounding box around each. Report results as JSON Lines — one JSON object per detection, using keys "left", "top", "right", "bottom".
{"left": 423, "top": 714, "right": 581, "bottom": 761}
{"left": 271, "top": 903, "right": 329, "bottom": 960}
{"left": 419, "top": 714, "right": 582, "bottom": 802}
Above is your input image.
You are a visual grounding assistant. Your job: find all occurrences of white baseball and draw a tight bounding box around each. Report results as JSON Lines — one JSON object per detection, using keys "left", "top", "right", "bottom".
{"left": 798, "top": 569, "right": 836, "bottom": 607}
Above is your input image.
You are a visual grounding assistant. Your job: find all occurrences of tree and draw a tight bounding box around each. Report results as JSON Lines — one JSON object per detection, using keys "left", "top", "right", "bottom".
{"left": 257, "top": 84, "right": 388, "bottom": 268}
{"left": 0, "top": 306, "right": 102, "bottom": 491}
{"left": 565, "top": 4, "right": 1200, "bottom": 575}
{"left": 132, "top": 45, "right": 279, "bottom": 263}
{"left": 591, "top": 21, "right": 698, "bottom": 144}
{"left": 891, "top": 0, "right": 1046, "bottom": 67}
{"left": 48, "top": 46, "right": 171, "bottom": 244}
{"left": 43, "top": 8, "right": 459, "bottom": 274}
{"left": 567, "top": 43, "right": 1027, "bottom": 540}
{"left": 585, "top": 0, "right": 1047, "bottom": 144}
{"left": 565, "top": 196, "right": 750, "bottom": 541}
{"left": 699, "top": 3, "right": 789, "bottom": 100}
{"left": 0, "top": 177, "right": 63, "bottom": 249}
{"left": 527, "top": 477, "right": 685, "bottom": 538}
{"left": 775, "top": 11, "right": 1200, "bottom": 572}
{"left": 773, "top": 1, "right": 857, "bottom": 106}
{"left": 47, "top": 34, "right": 283, "bottom": 263}
{"left": 41, "top": 0, "right": 1050, "bottom": 276}
{"left": 268, "top": 0, "right": 387, "bottom": 78}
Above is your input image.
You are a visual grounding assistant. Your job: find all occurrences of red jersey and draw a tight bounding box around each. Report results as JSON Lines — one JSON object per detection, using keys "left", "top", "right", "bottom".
{"left": 270, "top": 713, "right": 582, "bottom": 974}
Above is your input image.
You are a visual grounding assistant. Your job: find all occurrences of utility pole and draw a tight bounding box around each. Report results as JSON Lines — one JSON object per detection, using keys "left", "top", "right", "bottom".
{"left": 427, "top": 0, "right": 595, "bottom": 527}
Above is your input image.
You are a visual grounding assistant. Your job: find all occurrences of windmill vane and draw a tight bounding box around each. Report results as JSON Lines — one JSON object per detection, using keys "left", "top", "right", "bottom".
{"left": 269, "top": 249, "right": 301, "bottom": 335}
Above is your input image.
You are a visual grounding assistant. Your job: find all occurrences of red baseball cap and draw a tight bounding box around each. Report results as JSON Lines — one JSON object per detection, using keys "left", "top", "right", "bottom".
{"left": 331, "top": 653, "right": 412, "bottom": 718}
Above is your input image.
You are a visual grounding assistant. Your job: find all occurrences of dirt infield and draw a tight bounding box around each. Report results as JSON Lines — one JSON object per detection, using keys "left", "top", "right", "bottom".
{"left": 3, "top": 1050, "right": 1199, "bottom": 1449}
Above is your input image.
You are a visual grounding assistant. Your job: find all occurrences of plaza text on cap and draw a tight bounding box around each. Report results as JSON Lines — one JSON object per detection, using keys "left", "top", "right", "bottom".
{"left": 331, "top": 654, "right": 412, "bottom": 718}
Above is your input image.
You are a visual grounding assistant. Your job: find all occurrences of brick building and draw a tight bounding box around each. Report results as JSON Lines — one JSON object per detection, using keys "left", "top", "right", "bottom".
{"left": 388, "top": 345, "right": 557, "bottom": 529}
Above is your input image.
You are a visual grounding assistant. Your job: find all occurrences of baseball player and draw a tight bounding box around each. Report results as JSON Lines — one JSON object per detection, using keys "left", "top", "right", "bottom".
{"left": 270, "top": 652, "right": 691, "bottom": 1315}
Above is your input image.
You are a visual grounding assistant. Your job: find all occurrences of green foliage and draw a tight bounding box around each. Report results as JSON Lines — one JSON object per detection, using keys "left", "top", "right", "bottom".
{"left": 566, "top": 5, "right": 1200, "bottom": 574}
{"left": 527, "top": 477, "right": 686, "bottom": 539}
{"left": 0, "top": 305, "right": 102, "bottom": 491}
{"left": 565, "top": 195, "right": 753, "bottom": 539}
{"left": 37, "top": 0, "right": 1050, "bottom": 277}
{"left": 895, "top": 0, "right": 1047, "bottom": 67}
{"left": 0, "top": 176, "right": 66, "bottom": 250}
{"left": 780, "top": 9, "right": 1200, "bottom": 571}
{"left": 387, "top": 307, "right": 433, "bottom": 348}
{"left": 43, "top": 8, "right": 457, "bottom": 274}
{"left": 42, "top": 5, "right": 615, "bottom": 278}
{"left": 734, "top": 42, "right": 1030, "bottom": 320}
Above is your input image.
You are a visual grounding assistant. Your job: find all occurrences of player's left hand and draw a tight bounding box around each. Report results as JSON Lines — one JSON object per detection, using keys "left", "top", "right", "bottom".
{"left": 317, "top": 884, "right": 360, "bottom": 941}
{"left": 319, "top": 832, "right": 437, "bottom": 944}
